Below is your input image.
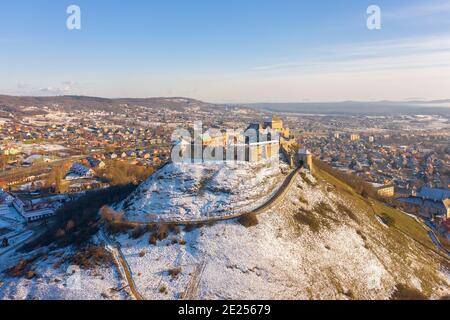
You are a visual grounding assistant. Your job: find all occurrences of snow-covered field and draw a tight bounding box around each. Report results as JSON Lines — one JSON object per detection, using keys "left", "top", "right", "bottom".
{"left": 19, "top": 143, "right": 67, "bottom": 155}
{"left": 116, "top": 159, "right": 290, "bottom": 222}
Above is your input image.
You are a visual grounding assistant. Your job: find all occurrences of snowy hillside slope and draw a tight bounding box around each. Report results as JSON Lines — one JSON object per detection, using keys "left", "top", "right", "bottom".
{"left": 116, "top": 159, "right": 290, "bottom": 222}
{"left": 1, "top": 165, "right": 448, "bottom": 300}
{"left": 113, "top": 169, "right": 449, "bottom": 300}
{"left": 0, "top": 245, "right": 128, "bottom": 300}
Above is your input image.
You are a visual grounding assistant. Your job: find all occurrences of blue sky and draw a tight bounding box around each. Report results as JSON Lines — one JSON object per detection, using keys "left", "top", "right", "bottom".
{"left": 1, "top": 0, "right": 450, "bottom": 102}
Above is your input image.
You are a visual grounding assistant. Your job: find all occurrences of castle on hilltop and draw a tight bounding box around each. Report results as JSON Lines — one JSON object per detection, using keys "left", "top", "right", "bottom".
{"left": 172, "top": 115, "right": 295, "bottom": 164}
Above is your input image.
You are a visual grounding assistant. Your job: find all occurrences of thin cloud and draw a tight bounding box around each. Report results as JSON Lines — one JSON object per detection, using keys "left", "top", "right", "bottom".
{"left": 61, "top": 81, "right": 77, "bottom": 86}
{"left": 36, "top": 81, "right": 78, "bottom": 95}
{"left": 16, "top": 83, "right": 31, "bottom": 89}
{"left": 252, "top": 34, "right": 450, "bottom": 73}
{"left": 384, "top": 1, "right": 450, "bottom": 19}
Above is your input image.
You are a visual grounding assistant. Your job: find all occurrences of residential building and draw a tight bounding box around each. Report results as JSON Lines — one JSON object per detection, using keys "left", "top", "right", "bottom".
{"left": 397, "top": 187, "right": 450, "bottom": 222}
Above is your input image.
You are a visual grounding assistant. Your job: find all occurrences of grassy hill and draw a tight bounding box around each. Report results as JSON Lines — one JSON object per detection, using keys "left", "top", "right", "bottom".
{"left": 309, "top": 167, "right": 449, "bottom": 297}
{"left": 316, "top": 167, "right": 449, "bottom": 256}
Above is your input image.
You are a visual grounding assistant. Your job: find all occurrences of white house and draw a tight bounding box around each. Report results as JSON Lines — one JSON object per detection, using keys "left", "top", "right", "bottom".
{"left": 0, "top": 188, "right": 14, "bottom": 205}
{"left": 12, "top": 197, "right": 61, "bottom": 222}
{"left": 66, "top": 163, "right": 95, "bottom": 180}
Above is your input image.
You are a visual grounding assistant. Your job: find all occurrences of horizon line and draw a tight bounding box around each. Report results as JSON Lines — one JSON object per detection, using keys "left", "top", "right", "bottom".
{"left": 1, "top": 93, "right": 450, "bottom": 107}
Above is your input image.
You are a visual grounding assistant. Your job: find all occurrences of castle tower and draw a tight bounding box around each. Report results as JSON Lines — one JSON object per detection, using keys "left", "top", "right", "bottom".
{"left": 264, "top": 115, "right": 283, "bottom": 131}
{"left": 298, "top": 149, "right": 313, "bottom": 173}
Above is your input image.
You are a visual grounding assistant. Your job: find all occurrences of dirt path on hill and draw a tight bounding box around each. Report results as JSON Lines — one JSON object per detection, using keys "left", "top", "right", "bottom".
{"left": 181, "top": 260, "right": 207, "bottom": 300}
{"left": 120, "top": 165, "right": 303, "bottom": 227}
{"left": 100, "top": 230, "right": 144, "bottom": 300}
{"left": 99, "top": 165, "right": 302, "bottom": 301}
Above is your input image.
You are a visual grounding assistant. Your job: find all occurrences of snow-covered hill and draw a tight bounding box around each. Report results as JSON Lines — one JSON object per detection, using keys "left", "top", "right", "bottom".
{"left": 116, "top": 159, "right": 290, "bottom": 222}
{"left": 1, "top": 165, "right": 448, "bottom": 300}
{"left": 113, "top": 169, "right": 449, "bottom": 300}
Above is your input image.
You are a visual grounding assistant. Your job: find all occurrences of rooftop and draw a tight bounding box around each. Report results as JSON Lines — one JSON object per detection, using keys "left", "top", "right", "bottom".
{"left": 416, "top": 187, "right": 450, "bottom": 202}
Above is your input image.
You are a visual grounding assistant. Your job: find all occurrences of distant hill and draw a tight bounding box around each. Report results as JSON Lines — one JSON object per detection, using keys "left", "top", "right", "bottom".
{"left": 2, "top": 94, "right": 450, "bottom": 117}
{"left": 0, "top": 95, "right": 216, "bottom": 115}
{"left": 248, "top": 101, "right": 450, "bottom": 116}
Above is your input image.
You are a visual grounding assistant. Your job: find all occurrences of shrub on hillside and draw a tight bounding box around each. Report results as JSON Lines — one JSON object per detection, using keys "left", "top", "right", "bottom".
{"left": 184, "top": 224, "right": 204, "bottom": 232}
{"left": 298, "top": 197, "right": 309, "bottom": 205}
{"left": 294, "top": 210, "right": 321, "bottom": 233}
{"left": 105, "top": 221, "right": 134, "bottom": 235}
{"left": 313, "top": 159, "right": 381, "bottom": 200}
{"left": 169, "top": 225, "right": 181, "bottom": 235}
{"left": 149, "top": 233, "right": 158, "bottom": 245}
{"left": 238, "top": 213, "right": 259, "bottom": 228}
{"left": 336, "top": 203, "right": 358, "bottom": 222}
{"left": 8, "top": 260, "right": 33, "bottom": 278}
{"left": 391, "top": 284, "right": 428, "bottom": 300}
{"left": 70, "top": 245, "right": 113, "bottom": 269}
{"left": 102, "top": 206, "right": 135, "bottom": 235}
{"left": 25, "top": 270, "right": 37, "bottom": 280}
{"left": 130, "top": 226, "right": 147, "bottom": 239}
{"left": 159, "top": 285, "right": 168, "bottom": 294}
{"left": 315, "top": 202, "right": 334, "bottom": 215}
{"left": 100, "top": 206, "right": 125, "bottom": 223}
{"left": 168, "top": 267, "right": 182, "bottom": 279}
{"left": 380, "top": 214, "right": 396, "bottom": 227}
{"left": 157, "top": 224, "right": 169, "bottom": 241}
{"left": 7, "top": 253, "right": 44, "bottom": 278}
